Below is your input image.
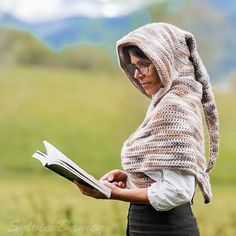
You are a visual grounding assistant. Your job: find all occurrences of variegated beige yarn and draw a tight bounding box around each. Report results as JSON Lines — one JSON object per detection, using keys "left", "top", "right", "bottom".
{"left": 116, "top": 23, "right": 219, "bottom": 203}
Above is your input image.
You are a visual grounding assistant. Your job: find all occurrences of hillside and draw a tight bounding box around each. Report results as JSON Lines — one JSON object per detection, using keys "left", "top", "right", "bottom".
{"left": 0, "top": 0, "right": 235, "bottom": 83}
{"left": 0, "top": 10, "right": 150, "bottom": 51}
{"left": 0, "top": 27, "right": 116, "bottom": 71}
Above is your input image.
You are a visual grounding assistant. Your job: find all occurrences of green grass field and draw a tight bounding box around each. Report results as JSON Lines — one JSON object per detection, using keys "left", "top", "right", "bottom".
{"left": 0, "top": 65, "right": 236, "bottom": 235}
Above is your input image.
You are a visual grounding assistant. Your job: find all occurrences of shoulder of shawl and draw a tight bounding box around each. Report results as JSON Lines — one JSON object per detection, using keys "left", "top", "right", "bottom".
{"left": 150, "top": 91, "right": 201, "bottom": 127}
{"left": 155, "top": 92, "right": 191, "bottom": 113}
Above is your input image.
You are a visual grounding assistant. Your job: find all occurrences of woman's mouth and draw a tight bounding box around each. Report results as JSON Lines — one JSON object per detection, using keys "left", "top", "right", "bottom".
{"left": 141, "top": 82, "right": 151, "bottom": 88}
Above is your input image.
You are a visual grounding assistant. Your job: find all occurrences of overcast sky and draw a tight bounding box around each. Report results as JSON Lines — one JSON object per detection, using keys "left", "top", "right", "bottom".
{"left": 0, "top": 0, "right": 160, "bottom": 22}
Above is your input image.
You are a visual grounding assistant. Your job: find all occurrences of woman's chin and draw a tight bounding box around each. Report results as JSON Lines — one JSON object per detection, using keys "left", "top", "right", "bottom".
{"left": 145, "top": 90, "right": 152, "bottom": 96}
{"left": 145, "top": 88, "right": 159, "bottom": 96}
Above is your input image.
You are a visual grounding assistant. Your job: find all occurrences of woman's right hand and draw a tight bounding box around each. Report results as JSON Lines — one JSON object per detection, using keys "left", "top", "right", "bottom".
{"left": 100, "top": 169, "right": 127, "bottom": 188}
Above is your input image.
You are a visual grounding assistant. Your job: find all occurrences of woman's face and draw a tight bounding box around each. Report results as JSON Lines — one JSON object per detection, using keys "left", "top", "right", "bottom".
{"left": 129, "top": 54, "right": 162, "bottom": 96}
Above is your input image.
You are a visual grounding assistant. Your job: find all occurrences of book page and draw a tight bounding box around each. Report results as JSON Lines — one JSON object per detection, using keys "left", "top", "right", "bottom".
{"left": 39, "top": 141, "right": 111, "bottom": 198}
{"left": 32, "top": 151, "right": 48, "bottom": 166}
{"left": 49, "top": 160, "right": 110, "bottom": 195}
{"left": 44, "top": 141, "right": 95, "bottom": 179}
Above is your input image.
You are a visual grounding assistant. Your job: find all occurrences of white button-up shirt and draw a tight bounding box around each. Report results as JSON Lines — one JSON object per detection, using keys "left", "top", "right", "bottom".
{"left": 146, "top": 170, "right": 195, "bottom": 211}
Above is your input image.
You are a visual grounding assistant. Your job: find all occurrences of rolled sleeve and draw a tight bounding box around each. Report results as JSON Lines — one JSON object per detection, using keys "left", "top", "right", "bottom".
{"left": 147, "top": 170, "right": 195, "bottom": 211}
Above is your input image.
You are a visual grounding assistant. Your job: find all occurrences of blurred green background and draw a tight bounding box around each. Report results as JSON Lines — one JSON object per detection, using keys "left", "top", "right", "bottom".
{"left": 0, "top": 0, "right": 236, "bottom": 235}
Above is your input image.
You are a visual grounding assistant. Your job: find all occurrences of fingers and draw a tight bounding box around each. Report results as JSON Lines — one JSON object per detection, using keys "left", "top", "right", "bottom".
{"left": 74, "top": 181, "right": 107, "bottom": 199}
{"left": 74, "top": 181, "right": 92, "bottom": 194}
{"left": 100, "top": 169, "right": 127, "bottom": 182}
{"left": 117, "top": 181, "right": 126, "bottom": 188}
{"left": 100, "top": 170, "right": 117, "bottom": 181}
{"left": 74, "top": 181, "right": 89, "bottom": 193}
{"left": 102, "top": 180, "right": 126, "bottom": 188}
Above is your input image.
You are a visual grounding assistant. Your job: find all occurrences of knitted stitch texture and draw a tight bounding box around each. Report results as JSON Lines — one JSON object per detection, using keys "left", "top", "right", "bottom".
{"left": 116, "top": 23, "right": 219, "bottom": 203}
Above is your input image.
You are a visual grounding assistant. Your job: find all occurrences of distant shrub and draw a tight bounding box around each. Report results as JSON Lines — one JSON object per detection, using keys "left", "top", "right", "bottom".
{"left": 0, "top": 27, "right": 116, "bottom": 72}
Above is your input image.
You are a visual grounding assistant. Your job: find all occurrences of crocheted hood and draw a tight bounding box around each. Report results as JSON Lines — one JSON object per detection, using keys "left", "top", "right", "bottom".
{"left": 116, "top": 23, "right": 219, "bottom": 203}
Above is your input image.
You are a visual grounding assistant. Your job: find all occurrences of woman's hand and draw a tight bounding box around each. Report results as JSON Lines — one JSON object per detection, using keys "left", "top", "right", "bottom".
{"left": 100, "top": 169, "right": 128, "bottom": 188}
{"left": 74, "top": 170, "right": 149, "bottom": 203}
{"left": 74, "top": 180, "right": 121, "bottom": 199}
{"left": 75, "top": 180, "right": 149, "bottom": 204}
{"left": 74, "top": 169, "right": 128, "bottom": 200}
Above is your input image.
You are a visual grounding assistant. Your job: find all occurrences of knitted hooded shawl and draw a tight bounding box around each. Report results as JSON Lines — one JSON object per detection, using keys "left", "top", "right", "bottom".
{"left": 116, "top": 23, "right": 219, "bottom": 203}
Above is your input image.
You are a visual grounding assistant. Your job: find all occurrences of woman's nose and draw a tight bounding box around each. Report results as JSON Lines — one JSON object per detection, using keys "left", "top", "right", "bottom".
{"left": 134, "top": 68, "right": 143, "bottom": 80}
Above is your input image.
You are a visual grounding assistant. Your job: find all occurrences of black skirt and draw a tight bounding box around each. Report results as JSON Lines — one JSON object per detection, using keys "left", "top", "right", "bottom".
{"left": 126, "top": 203, "right": 200, "bottom": 236}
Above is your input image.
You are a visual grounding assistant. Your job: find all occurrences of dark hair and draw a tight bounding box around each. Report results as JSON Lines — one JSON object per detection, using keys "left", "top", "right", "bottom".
{"left": 123, "top": 45, "right": 148, "bottom": 64}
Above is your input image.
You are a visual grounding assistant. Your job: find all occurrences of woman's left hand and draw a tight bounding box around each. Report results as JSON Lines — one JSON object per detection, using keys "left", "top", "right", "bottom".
{"left": 74, "top": 180, "right": 121, "bottom": 199}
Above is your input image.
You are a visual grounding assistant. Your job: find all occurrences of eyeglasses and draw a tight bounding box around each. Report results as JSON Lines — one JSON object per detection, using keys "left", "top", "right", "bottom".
{"left": 126, "top": 60, "right": 152, "bottom": 77}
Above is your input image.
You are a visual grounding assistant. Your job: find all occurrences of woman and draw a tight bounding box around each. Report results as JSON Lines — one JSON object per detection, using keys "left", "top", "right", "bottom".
{"left": 75, "top": 23, "right": 219, "bottom": 235}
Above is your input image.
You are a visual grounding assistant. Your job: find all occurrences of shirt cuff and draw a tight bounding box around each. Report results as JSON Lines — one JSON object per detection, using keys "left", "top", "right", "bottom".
{"left": 147, "top": 172, "right": 195, "bottom": 211}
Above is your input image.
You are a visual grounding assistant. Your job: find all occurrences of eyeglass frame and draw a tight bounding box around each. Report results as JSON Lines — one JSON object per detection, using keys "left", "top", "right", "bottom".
{"left": 126, "top": 60, "right": 152, "bottom": 77}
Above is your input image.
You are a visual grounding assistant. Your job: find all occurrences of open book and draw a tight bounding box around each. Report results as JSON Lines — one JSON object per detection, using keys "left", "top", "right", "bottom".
{"left": 32, "top": 141, "right": 111, "bottom": 198}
